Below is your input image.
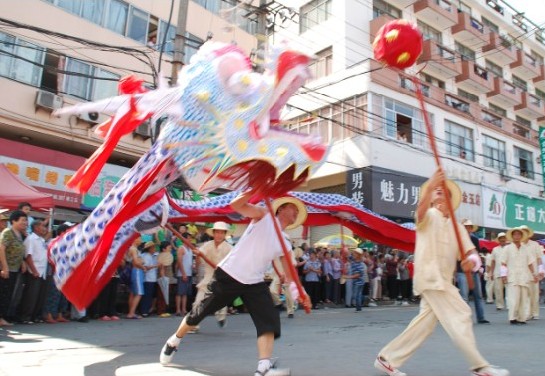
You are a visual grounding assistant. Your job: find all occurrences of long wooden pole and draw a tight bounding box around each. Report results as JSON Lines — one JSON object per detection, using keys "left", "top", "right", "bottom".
{"left": 413, "top": 76, "right": 473, "bottom": 289}
{"left": 264, "top": 199, "right": 312, "bottom": 314}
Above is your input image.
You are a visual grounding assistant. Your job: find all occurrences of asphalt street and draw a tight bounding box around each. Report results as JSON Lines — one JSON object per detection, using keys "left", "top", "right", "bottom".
{"left": 1, "top": 303, "right": 543, "bottom": 376}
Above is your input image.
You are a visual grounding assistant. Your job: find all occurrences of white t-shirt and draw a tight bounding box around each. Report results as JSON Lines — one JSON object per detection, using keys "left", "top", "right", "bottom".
{"left": 176, "top": 246, "right": 194, "bottom": 277}
{"left": 23, "top": 232, "right": 48, "bottom": 279}
{"left": 218, "top": 213, "right": 291, "bottom": 284}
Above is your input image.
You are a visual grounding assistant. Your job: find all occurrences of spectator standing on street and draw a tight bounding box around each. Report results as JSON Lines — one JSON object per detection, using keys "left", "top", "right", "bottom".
{"left": 490, "top": 233, "right": 507, "bottom": 311}
{"left": 0, "top": 210, "right": 28, "bottom": 326}
{"left": 303, "top": 249, "right": 322, "bottom": 309}
{"left": 175, "top": 240, "right": 193, "bottom": 317}
{"left": 126, "top": 237, "right": 145, "bottom": 319}
{"left": 140, "top": 241, "right": 158, "bottom": 316}
{"left": 374, "top": 170, "right": 509, "bottom": 376}
{"left": 385, "top": 253, "right": 399, "bottom": 301}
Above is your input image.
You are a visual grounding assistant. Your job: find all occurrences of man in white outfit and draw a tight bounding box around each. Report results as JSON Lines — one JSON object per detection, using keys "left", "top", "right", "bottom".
{"left": 160, "top": 192, "right": 308, "bottom": 376}
{"left": 501, "top": 227, "right": 537, "bottom": 325}
{"left": 374, "top": 170, "right": 509, "bottom": 376}
{"left": 519, "top": 225, "right": 544, "bottom": 320}
{"left": 489, "top": 233, "right": 507, "bottom": 310}
{"left": 190, "top": 221, "right": 232, "bottom": 332}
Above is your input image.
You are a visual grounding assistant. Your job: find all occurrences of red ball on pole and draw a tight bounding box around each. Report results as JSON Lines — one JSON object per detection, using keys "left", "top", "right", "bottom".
{"left": 373, "top": 19, "right": 423, "bottom": 69}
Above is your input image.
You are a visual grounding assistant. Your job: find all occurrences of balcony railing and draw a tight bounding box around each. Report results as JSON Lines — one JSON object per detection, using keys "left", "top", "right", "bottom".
{"left": 482, "top": 111, "right": 502, "bottom": 127}
{"left": 400, "top": 76, "right": 430, "bottom": 97}
{"left": 474, "top": 64, "right": 489, "bottom": 80}
{"left": 513, "top": 124, "right": 530, "bottom": 139}
{"left": 503, "top": 81, "right": 517, "bottom": 94}
{"left": 486, "top": 0, "right": 504, "bottom": 15}
{"left": 435, "top": 0, "right": 452, "bottom": 12}
{"left": 470, "top": 17, "right": 484, "bottom": 33}
{"left": 446, "top": 94, "right": 470, "bottom": 113}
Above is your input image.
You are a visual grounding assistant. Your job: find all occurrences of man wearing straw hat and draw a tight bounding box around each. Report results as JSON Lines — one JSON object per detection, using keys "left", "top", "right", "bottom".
{"left": 374, "top": 170, "right": 509, "bottom": 376}
{"left": 500, "top": 227, "right": 537, "bottom": 325}
{"left": 489, "top": 232, "right": 508, "bottom": 311}
{"left": 160, "top": 191, "right": 307, "bottom": 376}
{"left": 519, "top": 225, "right": 544, "bottom": 320}
{"left": 190, "top": 221, "right": 233, "bottom": 332}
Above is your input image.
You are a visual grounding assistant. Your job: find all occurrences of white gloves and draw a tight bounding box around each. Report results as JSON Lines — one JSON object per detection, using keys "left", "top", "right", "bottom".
{"left": 288, "top": 281, "right": 300, "bottom": 301}
{"left": 467, "top": 254, "right": 482, "bottom": 273}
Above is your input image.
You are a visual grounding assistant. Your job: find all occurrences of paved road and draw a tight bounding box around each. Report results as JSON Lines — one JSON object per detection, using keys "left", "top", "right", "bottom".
{"left": 1, "top": 303, "right": 543, "bottom": 376}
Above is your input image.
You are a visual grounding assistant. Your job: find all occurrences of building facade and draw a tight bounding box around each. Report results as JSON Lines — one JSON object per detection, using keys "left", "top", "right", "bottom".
{"left": 274, "top": 0, "right": 545, "bottom": 242}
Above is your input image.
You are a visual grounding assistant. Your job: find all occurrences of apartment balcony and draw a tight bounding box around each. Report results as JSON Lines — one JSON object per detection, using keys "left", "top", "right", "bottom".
{"left": 482, "top": 32, "right": 518, "bottom": 66}
{"left": 413, "top": 0, "right": 457, "bottom": 31}
{"left": 510, "top": 49, "right": 541, "bottom": 80}
{"left": 387, "top": 0, "right": 416, "bottom": 9}
{"left": 369, "top": 14, "right": 396, "bottom": 44}
{"left": 486, "top": 77, "right": 521, "bottom": 108}
{"left": 451, "top": 12, "right": 488, "bottom": 49}
{"left": 533, "top": 65, "right": 545, "bottom": 91}
{"left": 415, "top": 39, "right": 461, "bottom": 79}
{"left": 455, "top": 60, "right": 493, "bottom": 95}
{"left": 511, "top": 122, "right": 532, "bottom": 140}
{"left": 444, "top": 93, "right": 478, "bottom": 117}
{"left": 509, "top": 14, "right": 529, "bottom": 39}
{"left": 481, "top": 110, "right": 503, "bottom": 128}
{"left": 514, "top": 92, "right": 545, "bottom": 119}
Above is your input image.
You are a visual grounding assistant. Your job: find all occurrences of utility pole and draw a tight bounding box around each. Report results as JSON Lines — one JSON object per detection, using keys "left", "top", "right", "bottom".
{"left": 171, "top": 0, "right": 189, "bottom": 85}
{"left": 254, "top": 0, "right": 270, "bottom": 73}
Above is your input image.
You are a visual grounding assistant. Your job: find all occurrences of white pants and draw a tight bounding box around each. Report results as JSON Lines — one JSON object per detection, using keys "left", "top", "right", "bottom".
{"left": 527, "top": 281, "right": 540, "bottom": 319}
{"left": 493, "top": 277, "right": 505, "bottom": 309}
{"left": 379, "top": 284, "right": 488, "bottom": 371}
{"left": 506, "top": 284, "right": 529, "bottom": 322}
{"left": 485, "top": 278, "right": 494, "bottom": 303}
{"left": 270, "top": 276, "right": 295, "bottom": 315}
{"left": 194, "top": 283, "right": 227, "bottom": 323}
{"left": 372, "top": 277, "right": 382, "bottom": 300}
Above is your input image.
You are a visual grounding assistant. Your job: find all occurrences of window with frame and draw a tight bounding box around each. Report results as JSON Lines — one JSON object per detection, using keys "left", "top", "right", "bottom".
{"left": 417, "top": 21, "right": 442, "bottom": 44}
{"left": 308, "top": 47, "right": 333, "bottom": 80}
{"left": 482, "top": 17, "right": 499, "bottom": 33}
{"left": 485, "top": 59, "right": 502, "bottom": 78}
{"left": 384, "top": 98, "right": 429, "bottom": 147}
{"left": 482, "top": 135, "right": 506, "bottom": 170}
{"left": 511, "top": 75, "right": 527, "bottom": 91}
{"left": 459, "top": 2, "right": 471, "bottom": 15}
{"left": 531, "top": 50, "right": 544, "bottom": 65}
{"left": 156, "top": 21, "right": 176, "bottom": 55}
{"left": 105, "top": 0, "right": 128, "bottom": 35}
{"left": 536, "top": 88, "right": 545, "bottom": 100}
{"left": 514, "top": 146, "right": 534, "bottom": 179}
{"left": 64, "top": 58, "right": 119, "bottom": 101}
{"left": 455, "top": 42, "right": 475, "bottom": 61}
{"left": 372, "top": 0, "right": 401, "bottom": 19}
{"left": 458, "top": 89, "right": 478, "bottom": 103}
{"left": 184, "top": 32, "right": 204, "bottom": 64}
{"left": 445, "top": 120, "right": 474, "bottom": 161}
{"left": 300, "top": 0, "right": 332, "bottom": 33}
{"left": 127, "top": 7, "right": 149, "bottom": 44}
{"left": 423, "top": 73, "right": 445, "bottom": 89}
{"left": 0, "top": 32, "right": 44, "bottom": 87}
{"left": 489, "top": 103, "right": 506, "bottom": 117}
{"left": 515, "top": 115, "right": 531, "bottom": 127}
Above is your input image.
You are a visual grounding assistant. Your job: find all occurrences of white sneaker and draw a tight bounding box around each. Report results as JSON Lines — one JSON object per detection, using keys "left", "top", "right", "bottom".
{"left": 254, "top": 367, "right": 291, "bottom": 376}
{"left": 368, "top": 302, "right": 378, "bottom": 307}
{"left": 401, "top": 301, "right": 410, "bottom": 306}
{"left": 159, "top": 342, "right": 178, "bottom": 365}
{"left": 374, "top": 356, "right": 407, "bottom": 376}
{"left": 472, "top": 366, "right": 510, "bottom": 376}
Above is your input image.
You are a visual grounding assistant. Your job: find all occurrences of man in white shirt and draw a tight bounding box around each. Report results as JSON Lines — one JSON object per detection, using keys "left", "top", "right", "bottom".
{"left": 489, "top": 232, "right": 508, "bottom": 310}
{"left": 519, "top": 225, "right": 543, "bottom": 320}
{"left": 160, "top": 192, "right": 308, "bottom": 376}
{"left": 20, "top": 219, "right": 48, "bottom": 323}
{"left": 374, "top": 170, "right": 509, "bottom": 376}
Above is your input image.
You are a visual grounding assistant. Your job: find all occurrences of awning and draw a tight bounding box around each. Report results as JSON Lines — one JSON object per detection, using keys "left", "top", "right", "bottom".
{"left": 0, "top": 163, "right": 54, "bottom": 210}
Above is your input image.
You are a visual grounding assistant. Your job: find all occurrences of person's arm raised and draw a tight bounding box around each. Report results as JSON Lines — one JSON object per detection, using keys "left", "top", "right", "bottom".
{"left": 230, "top": 190, "right": 267, "bottom": 220}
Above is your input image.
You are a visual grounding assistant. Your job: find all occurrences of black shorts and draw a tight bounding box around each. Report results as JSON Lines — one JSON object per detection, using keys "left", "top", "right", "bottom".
{"left": 186, "top": 268, "right": 281, "bottom": 338}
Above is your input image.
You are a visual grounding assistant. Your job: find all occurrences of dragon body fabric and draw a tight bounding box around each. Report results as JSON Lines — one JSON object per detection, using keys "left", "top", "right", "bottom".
{"left": 49, "top": 42, "right": 328, "bottom": 309}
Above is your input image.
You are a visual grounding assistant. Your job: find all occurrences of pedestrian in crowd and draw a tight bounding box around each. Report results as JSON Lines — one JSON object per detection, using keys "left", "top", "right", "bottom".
{"left": 303, "top": 248, "right": 322, "bottom": 309}
{"left": 457, "top": 219, "right": 489, "bottom": 324}
{"left": 191, "top": 221, "right": 232, "bottom": 331}
{"left": 270, "top": 252, "right": 296, "bottom": 319}
{"left": 371, "top": 254, "right": 384, "bottom": 304}
{"left": 490, "top": 232, "right": 507, "bottom": 311}
{"left": 519, "top": 225, "right": 544, "bottom": 320}
{"left": 157, "top": 240, "right": 174, "bottom": 318}
{"left": 322, "top": 250, "right": 333, "bottom": 304}
{"left": 374, "top": 170, "right": 509, "bottom": 376}
{"left": 0, "top": 213, "right": 8, "bottom": 232}
{"left": 500, "top": 227, "right": 536, "bottom": 325}
{"left": 344, "top": 248, "right": 367, "bottom": 312}
{"left": 140, "top": 241, "right": 158, "bottom": 316}
{"left": 126, "top": 237, "right": 145, "bottom": 319}
{"left": 484, "top": 248, "right": 494, "bottom": 304}
{"left": 0, "top": 210, "right": 28, "bottom": 327}
{"left": 385, "top": 252, "right": 399, "bottom": 301}
{"left": 331, "top": 250, "right": 342, "bottom": 305}
{"left": 95, "top": 272, "right": 121, "bottom": 321}
{"left": 159, "top": 192, "right": 308, "bottom": 376}
{"left": 342, "top": 247, "right": 353, "bottom": 307}
{"left": 175, "top": 237, "right": 194, "bottom": 317}
{"left": 44, "top": 223, "right": 71, "bottom": 324}
{"left": 396, "top": 256, "right": 410, "bottom": 306}
{"left": 20, "top": 219, "right": 49, "bottom": 324}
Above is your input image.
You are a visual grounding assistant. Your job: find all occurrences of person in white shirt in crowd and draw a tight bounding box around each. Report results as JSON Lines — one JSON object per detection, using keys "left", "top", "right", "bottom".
{"left": 191, "top": 221, "right": 233, "bottom": 332}
{"left": 140, "top": 241, "right": 158, "bottom": 316}
{"left": 20, "top": 219, "right": 49, "bottom": 324}
{"left": 160, "top": 192, "right": 308, "bottom": 376}
{"left": 484, "top": 249, "right": 494, "bottom": 304}
{"left": 500, "top": 227, "right": 537, "bottom": 325}
{"left": 489, "top": 233, "right": 508, "bottom": 311}
{"left": 374, "top": 170, "right": 509, "bottom": 376}
{"left": 175, "top": 238, "right": 194, "bottom": 317}
{"left": 519, "top": 225, "right": 544, "bottom": 320}
{"left": 270, "top": 246, "right": 297, "bottom": 319}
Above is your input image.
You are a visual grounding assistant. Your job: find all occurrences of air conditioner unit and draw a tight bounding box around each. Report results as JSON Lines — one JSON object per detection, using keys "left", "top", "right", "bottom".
{"left": 133, "top": 121, "right": 151, "bottom": 139}
{"left": 35, "top": 90, "right": 63, "bottom": 111}
{"left": 78, "top": 112, "right": 101, "bottom": 124}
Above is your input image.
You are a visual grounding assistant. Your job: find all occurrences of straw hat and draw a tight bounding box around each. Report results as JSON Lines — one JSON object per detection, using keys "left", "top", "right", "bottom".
{"left": 0, "top": 213, "right": 8, "bottom": 221}
{"left": 352, "top": 248, "right": 364, "bottom": 255}
{"left": 506, "top": 227, "right": 528, "bottom": 243}
{"left": 461, "top": 219, "right": 478, "bottom": 232}
{"left": 206, "top": 221, "right": 231, "bottom": 236}
{"left": 143, "top": 241, "right": 156, "bottom": 250}
{"left": 420, "top": 178, "right": 462, "bottom": 210}
{"left": 519, "top": 225, "right": 534, "bottom": 238}
{"left": 272, "top": 196, "right": 307, "bottom": 230}
{"left": 495, "top": 232, "right": 507, "bottom": 241}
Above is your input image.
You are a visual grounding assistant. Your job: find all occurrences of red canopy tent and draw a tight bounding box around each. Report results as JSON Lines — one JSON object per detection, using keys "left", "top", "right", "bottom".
{"left": 0, "top": 164, "right": 54, "bottom": 210}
